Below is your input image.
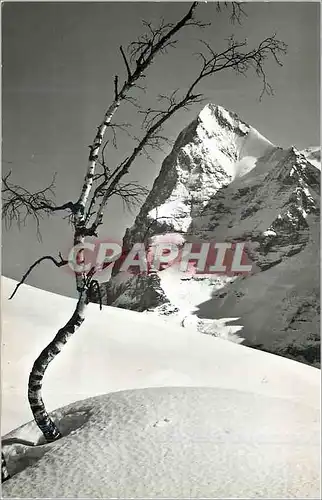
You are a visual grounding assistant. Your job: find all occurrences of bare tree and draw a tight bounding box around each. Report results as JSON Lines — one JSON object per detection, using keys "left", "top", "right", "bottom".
{"left": 2, "top": 0, "right": 287, "bottom": 464}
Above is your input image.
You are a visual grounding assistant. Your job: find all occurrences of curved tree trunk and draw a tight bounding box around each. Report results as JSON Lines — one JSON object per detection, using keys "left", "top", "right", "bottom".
{"left": 28, "top": 290, "right": 88, "bottom": 442}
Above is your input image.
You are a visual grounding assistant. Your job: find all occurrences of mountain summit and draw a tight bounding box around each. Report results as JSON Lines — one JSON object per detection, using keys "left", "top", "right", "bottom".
{"left": 97, "top": 104, "right": 320, "bottom": 367}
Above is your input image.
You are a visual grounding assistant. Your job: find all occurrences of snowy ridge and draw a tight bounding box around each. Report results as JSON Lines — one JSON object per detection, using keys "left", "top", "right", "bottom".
{"left": 301, "top": 146, "right": 321, "bottom": 170}
{"left": 197, "top": 104, "right": 275, "bottom": 180}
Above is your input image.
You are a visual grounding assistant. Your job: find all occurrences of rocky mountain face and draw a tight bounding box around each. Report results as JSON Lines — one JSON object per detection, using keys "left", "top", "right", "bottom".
{"left": 97, "top": 103, "right": 320, "bottom": 367}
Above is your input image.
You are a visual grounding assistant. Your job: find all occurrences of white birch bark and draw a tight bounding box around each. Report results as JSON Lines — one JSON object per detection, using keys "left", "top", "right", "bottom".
{"left": 77, "top": 101, "right": 121, "bottom": 217}
{"left": 28, "top": 291, "right": 88, "bottom": 442}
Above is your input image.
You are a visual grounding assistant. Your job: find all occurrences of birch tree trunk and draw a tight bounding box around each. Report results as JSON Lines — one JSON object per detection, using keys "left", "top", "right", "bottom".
{"left": 28, "top": 290, "right": 89, "bottom": 442}
{"left": 75, "top": 103, "right": 122, "bottom": 233}
{"left": 26, "top": 73, "right": 107, "bottom": 441}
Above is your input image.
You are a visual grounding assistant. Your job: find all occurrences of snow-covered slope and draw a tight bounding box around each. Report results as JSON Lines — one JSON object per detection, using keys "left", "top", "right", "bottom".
{"left": 192, "top": 146, "right": 320, "bottom": 362}
{"left": 3, "top": 388, "right": 320, "bottom": 499}
{"left": 1, "top": 277, "right": 320, "bottom": 498}
{"left": 2, "top": 276, "right": 319, "bottom": 435}
{"left": 100, "top": 104, "right": 320, "bottom": 367}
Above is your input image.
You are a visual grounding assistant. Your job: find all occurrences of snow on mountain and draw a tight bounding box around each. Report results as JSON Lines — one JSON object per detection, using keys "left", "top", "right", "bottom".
{"left": 99, "top": 104, "right": 320, "bottom": 367}
{"left": 138, "top": 103, "right": 275, "bottom": 234}
{"left": 100, "top": 103, "right": 276, "bottom": 309}
{"left": 1, "top": 277, "right": 320, "bottom": 498}
{"left": 301, "top": 146, "right": 321, "bottom": 170}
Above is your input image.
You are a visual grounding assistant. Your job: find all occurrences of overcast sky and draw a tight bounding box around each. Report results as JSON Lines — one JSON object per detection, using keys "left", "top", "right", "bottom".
{"left": 2, "top": 1, "right": 320, "bottom": 297}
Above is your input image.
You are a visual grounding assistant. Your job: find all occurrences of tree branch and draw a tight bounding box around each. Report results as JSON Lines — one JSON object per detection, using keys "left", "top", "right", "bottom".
{"left": 120, "top": 45, "right": 132, "bottom": 79}
{"left": 9, "top": 253, "right": 68, "bottom": 300}
{"left": 114, "top": 75, "right": 119, "bottom": 100}
{"left": 192, "top": 34, "right": 287, "bottom": 100}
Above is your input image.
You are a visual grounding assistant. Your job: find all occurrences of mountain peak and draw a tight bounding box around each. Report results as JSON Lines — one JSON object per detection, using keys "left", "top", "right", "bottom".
{"left": 198, "top": 103, "right": 250, "bottom": 137}
{"left": 193, "top": 102, "right": 275, "bottom": 180}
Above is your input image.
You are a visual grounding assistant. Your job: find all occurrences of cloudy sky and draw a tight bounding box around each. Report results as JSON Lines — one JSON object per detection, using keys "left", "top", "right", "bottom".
{"left": 2, "top": 1, "right": 320, "bottom": 297}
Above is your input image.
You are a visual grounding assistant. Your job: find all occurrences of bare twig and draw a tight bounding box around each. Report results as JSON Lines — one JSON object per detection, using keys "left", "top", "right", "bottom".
{"left": 2, "top": 172, "right": 75, "bottom": 240}
{"left": 111, "top": 181, "right": 149, "bottom": 211}
{"left": 216, "top": 1, "right": 247, "bottom": 25}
